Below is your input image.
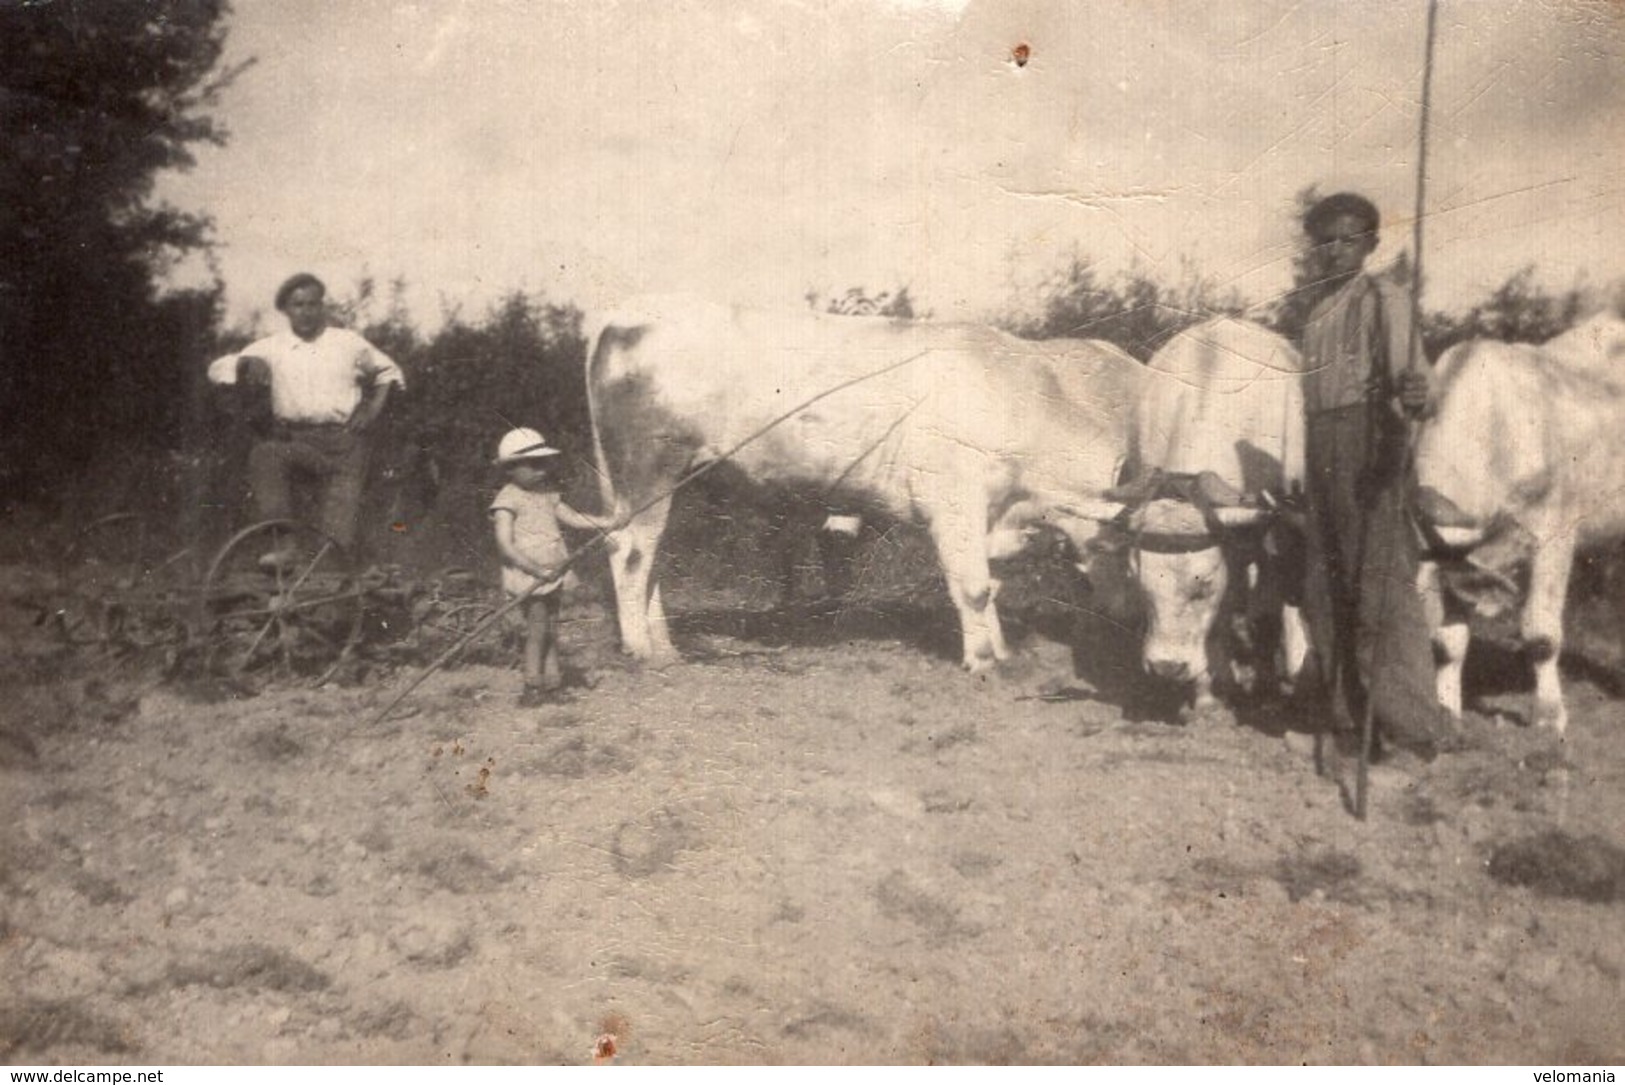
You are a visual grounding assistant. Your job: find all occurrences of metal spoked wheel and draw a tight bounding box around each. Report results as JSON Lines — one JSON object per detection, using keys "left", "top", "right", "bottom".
{"left": 199, "top": 519, "right": 365, "bottom": 687}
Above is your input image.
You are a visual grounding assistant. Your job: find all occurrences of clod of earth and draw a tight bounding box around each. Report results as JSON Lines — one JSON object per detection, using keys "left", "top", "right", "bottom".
{"left": 1487, "top": 830, "right": 1625, "bottom": 903}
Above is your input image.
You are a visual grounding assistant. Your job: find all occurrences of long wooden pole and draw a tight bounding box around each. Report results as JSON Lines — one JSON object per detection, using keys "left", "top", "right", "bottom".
{"left": 1356, "top": 0, "right": 1440, "bottom": 821}
{"left": 1406, "top": 0, "right": 1440, "bottom": 379}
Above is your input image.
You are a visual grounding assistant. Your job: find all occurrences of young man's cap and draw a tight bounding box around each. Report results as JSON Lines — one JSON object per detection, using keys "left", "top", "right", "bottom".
{"left": 274, "top": 272, "right": 326, "bottom": 311}
{"left": 496, "top": 427, "right": 562, "bottom": 464}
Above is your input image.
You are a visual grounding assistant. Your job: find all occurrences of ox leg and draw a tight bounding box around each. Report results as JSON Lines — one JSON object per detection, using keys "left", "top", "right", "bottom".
{"left": 1249, "top": 556, "right": 1306, "bottom": 698}
{"left": 766, "top": 503, "right": 813, "bottom": 609}
{"left": 1434, "top": 623, "right": 1471, "bottom": 721}
{"left": 986, "top": 575, "right": 1009, "bottom": 662}
{"left": 1280, "top": 605, "right": 1309, "bottom": 692}
{"left": 771, "top": 510, "right": 800, "bottom": 609}
{"left": 646, "top": 580, "right": 676, "bottom": 662}
{"left": 608, "top": 495, "right": 677, "bottom": 665}
{"left": 1524, "top": 537, "right": 1574, "bottom": 734}
{"left": 928, "top": 507, "right": 1003, "bottom": 670}
{"left": 818, "top": 514, "right": 862, "bottom": 602}
{"left": 1218, "top": 555, "right": 1253, "bottom": 706}
{"left": 1417, "top": 560, "right": 1469, "bottom": 720}
{"left": 1197, "top": 606, "right": 1229, "bottom": 709}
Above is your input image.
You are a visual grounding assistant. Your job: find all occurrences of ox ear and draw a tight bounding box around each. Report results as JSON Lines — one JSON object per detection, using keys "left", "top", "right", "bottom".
{"left": 1083, "top": 528, "right": 1129, "bottom": 556}
{"left": 1414, "top": 485, "right": 1477, "bottom": 529}
{"left": 1193, "top": 470, "right": 1247, "bottom": 509}
{"left": 1054, "top": 499, "right": 1128, "bottom": 523}
{"left": 821, "top": 514, "right": 863, "bottom": 538}
{"left": 1048, "top": 512, "right": 1128, "bottom": 562}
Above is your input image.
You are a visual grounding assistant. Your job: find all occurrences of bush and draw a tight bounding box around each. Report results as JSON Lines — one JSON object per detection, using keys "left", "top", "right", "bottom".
{"left": 1002, "top": 256, "right": 1241, "bottom": 358}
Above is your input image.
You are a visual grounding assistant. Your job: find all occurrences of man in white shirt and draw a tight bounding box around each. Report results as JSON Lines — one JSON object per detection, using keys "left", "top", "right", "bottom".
{"left": 208, "top": 273, "right": 405, "bottom": 560}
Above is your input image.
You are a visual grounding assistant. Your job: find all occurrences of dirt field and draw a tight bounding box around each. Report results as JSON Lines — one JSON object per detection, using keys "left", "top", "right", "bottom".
{"left": 2, "top": 544, "right": 1624, "bottom": 1065}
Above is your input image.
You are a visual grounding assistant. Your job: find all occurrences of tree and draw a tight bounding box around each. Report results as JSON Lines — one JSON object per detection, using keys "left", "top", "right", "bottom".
{"left": 1415, "top": 266, "right": 1587, "bottom": 359}
{"left": 805, "top": 285, "right": 922, "bottom": 320}
{"left": 0, "top": 0, "right": 239, "bottom": 491}
{"left": 1004, "top": 255, "right": 1228, "bottom": 360}
{"left": 1264, "top": 186, "right": 1331, "bottom": 344}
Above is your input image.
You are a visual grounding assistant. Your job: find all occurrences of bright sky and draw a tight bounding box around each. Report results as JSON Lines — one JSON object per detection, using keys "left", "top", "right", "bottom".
{"left": 160, "top": 0, "right": 1625, "bottom": 332}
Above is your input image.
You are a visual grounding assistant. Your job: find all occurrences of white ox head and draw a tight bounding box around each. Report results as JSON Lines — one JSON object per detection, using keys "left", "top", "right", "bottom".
{"left": 1058, "top": 472, "right": 1277, "bottom": 701}
{"left": 1116, "top": 317, "right": 1306, "bottom": 702}
{"left": 1134, "top": 498, "right": 1264, "bottom": 690}
{"left": 1125, "top": 478, "right": 1276, "bottom": 699}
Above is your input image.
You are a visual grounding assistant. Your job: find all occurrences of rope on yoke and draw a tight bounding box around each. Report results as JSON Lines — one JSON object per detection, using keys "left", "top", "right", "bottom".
{"left": 363, "top": 346, "right": 938, "bottom": 729}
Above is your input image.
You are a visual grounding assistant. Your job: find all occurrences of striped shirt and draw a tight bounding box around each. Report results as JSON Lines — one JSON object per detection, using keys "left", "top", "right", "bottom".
{"left": 1302, "top": 273, "right": 1416, "bottom": 416}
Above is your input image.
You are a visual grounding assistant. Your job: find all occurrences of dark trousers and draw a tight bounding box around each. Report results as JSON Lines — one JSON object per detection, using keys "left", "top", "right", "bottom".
{"left": 247, "top": 424, "right": 370, "bottom": 551}
{"left": 1302, "top": 405, "right": 1447, "bottom": 743}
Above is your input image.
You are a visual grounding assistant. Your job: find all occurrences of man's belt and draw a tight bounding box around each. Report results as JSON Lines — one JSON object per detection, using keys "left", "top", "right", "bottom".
{"left": 272, "top": 419, "right": 348, "bottom": 436}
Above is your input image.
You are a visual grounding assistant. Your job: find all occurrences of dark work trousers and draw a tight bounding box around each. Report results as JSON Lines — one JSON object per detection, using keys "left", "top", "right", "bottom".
{"left": 1301, "top": 404, "right": 1448, "bottom": 745}
{"left": 247, "top": 423, "right": 370, "bottom": 552}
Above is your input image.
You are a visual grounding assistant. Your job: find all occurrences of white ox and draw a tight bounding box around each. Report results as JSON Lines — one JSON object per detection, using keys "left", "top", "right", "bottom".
{"left": 776, "top": 336, "right": 1145, "bottom": 606}
{"left": 585, "top": 296, "right": 1143, "bottom": 670}
{"left": 1414, "top": 310, "right": 1625, "bottom": 734}
{"left": 1103, "top": 317, "right": 1309, "bottom": 708}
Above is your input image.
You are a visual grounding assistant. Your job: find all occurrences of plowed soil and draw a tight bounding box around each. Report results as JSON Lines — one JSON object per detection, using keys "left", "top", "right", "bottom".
{"left": 2, "top": 556, "right": 1623, "bottom": 1065}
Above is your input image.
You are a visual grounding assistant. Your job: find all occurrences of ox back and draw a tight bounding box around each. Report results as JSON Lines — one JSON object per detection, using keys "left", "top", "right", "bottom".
{"left": 586, "top": 295, "right": 1144, "bottom": 670}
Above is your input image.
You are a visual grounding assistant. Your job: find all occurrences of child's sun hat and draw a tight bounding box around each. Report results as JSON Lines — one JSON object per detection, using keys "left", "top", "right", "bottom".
{"left": 496, "top": 427, "right": 562, "bottom": 465}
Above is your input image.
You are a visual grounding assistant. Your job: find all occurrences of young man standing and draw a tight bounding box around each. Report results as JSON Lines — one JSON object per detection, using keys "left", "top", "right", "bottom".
{"left": 208, "top": 273, "right": 404, "bottom": 564}
{"left": 1297, "top": 192, "right": 1453, "bottom": 760}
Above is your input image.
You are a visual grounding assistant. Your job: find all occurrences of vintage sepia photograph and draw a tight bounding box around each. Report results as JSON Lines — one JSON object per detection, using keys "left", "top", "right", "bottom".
{"left": 2, "top": 0, "right": 1623, "bottom": 1067}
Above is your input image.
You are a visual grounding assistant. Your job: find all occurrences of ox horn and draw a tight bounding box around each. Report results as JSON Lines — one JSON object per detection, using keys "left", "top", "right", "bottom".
{"left": 1102, "top": 470, "right": 1163, "bottom": 506}
{"left": 1210, "top": 505, "right": 1268, "bottom": 528}
{"left": 1431, "top": 525, "right": 1485, "bottom": 550}
{"left": 1056, "top": 498, "right": 1129, "bottom": 523}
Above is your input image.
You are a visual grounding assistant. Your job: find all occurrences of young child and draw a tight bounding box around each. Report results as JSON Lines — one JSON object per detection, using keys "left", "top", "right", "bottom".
{"left": 490, "top": 428, "right": 625, "bottom": 706}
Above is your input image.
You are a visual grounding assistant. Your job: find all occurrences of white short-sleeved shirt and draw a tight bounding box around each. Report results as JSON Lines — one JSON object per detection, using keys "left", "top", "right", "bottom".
{"left": 207, "top": 326, "right": 404, "bottom": 425}
{"left": 490, "top": 483, "right": 570, "bottom": 597}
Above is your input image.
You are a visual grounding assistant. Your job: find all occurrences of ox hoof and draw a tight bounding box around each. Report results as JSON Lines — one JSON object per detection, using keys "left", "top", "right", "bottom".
{"left": 1177, "top": 697, "right": 1231, "bottom": 730}
{"left": 962, "top": 648, "right": 1001, "bottom": 674}
{"left": 621, "top": 648, "right": 680, "bottom": 671}
{"left": 1532, "top": 699, "right": 1569, "bottom": 735}
{"left": 1435, "top": 691, "right": 1465, "bottom": 721}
